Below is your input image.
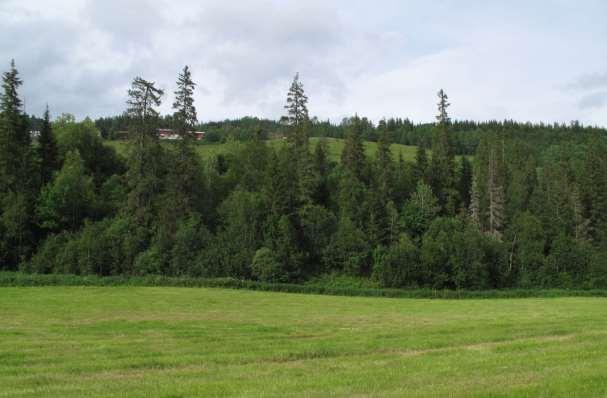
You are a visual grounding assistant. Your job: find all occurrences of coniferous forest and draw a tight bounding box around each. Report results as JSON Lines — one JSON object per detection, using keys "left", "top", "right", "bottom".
{"left": 3, "top": 60, "right": 607, "bottom": 290}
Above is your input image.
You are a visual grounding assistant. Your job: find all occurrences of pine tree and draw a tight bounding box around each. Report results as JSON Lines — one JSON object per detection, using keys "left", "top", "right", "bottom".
{"left": 126, "top": 77, "right": 164, "bottom": 135}
{"left": 125, "top": 77, "right": 164, "bottom": 224}
{"left": 38, "top": 105, "right": 58, "bottom": 186}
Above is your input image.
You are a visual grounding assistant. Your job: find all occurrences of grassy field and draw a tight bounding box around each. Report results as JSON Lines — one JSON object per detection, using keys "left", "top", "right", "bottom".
{"left": 1, "top": 287, "right": 606, "bottom": 397}
{"left": 106, "top": 137, "right": 421, "bottom": 163}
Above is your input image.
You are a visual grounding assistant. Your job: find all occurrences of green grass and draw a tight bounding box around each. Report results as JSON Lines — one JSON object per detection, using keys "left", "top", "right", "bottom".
{"left": 106, "top": 137, "right": 421, "bottom": 163}
{"left": 2, "top": 286, "right": 607, "bottom": 397}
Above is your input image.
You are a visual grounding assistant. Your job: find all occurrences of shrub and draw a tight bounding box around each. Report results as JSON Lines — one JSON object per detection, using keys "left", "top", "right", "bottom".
{"left": 251, "top": 247, "right": 286, "bottom": 283}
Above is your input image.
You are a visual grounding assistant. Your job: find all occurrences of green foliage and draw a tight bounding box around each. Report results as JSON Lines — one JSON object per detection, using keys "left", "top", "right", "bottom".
{"left": 324, "top": 215, "right": 370, "bottom": 276}
{"left": 54, "top": 118, "right": 124, "bottom": 184}
{"left": 401, "top": 182, "right": 439, "bottom": 238}
{"left": 170, "top": 214, "right": 210, "bottom": 276}
{"left": 341, "top": 116, "right": 366, "bottom": 180}
{"left": 508, "top": 212, "right": 546, "bottom": 287}
{"left": 5, "top": 60, "right": 607, "bottom": 292}
{"left": 215, "top": 190, "right": 267, "bottom": 278}
{"left": 38, "top": 106, "right": 59, "bottom": 186}
{"left": 421, "top": 217, "right": 492, "bottom": 289}
{"left": 37, "top": 150, "right": 96, "bottom": 231}
{"left": 0, "top": 191, "right": 33, "bottom": 266}
{"left": 372, "top": 235, "right": 420, "bottom": 288}
{"left": 251, "top": 247, "right": 285, "bottom": 282}
{"left": 0, "top": 60, "right": 32, "bottom": 195}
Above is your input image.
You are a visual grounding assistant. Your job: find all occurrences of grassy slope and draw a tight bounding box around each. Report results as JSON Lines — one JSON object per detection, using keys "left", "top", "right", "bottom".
{"left": 1, "top": 287, "right": 606, "bottom": 397}
{"left": 106, "top": 137, "right": 421, "bottom": 163}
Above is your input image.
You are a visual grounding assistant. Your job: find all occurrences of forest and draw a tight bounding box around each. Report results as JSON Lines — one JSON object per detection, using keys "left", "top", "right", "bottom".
{"left": 2, "top": 60, "right": 607, "bottom": 290}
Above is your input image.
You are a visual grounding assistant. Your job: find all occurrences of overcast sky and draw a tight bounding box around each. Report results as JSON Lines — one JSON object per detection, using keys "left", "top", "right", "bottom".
{"left": 2, "top": 0, "right": 606, "bottom": 126}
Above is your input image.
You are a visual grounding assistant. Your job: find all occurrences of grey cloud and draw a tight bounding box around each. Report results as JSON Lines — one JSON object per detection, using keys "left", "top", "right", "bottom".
{"left": 193, "top": 1, "right": 347, "bottom": 104}
{"left": 579, "top": 91, "right": 607, "bottom": 110}
{"left": 84, "top": 0, "right": 169, "bottom": 51}
{"left": 566, "top": 72, "right": 607, "bottom": 91}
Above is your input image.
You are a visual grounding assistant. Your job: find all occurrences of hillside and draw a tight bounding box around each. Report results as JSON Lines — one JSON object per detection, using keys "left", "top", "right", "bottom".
{"left": 105, "top": 137, "right": 422, "bottom": 163}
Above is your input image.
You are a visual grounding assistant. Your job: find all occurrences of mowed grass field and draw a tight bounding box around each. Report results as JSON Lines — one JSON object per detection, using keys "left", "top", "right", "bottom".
{"left": 106, "top": 137, "right": 421, "bottom": 163}
{"left": 1, "top": 287, "right": 607, "bottom": 397}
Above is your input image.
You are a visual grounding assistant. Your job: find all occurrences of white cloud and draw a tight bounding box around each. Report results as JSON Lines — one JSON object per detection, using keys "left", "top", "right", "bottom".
{"left": 0, "top": 0, "right": 605, "bottom": 126}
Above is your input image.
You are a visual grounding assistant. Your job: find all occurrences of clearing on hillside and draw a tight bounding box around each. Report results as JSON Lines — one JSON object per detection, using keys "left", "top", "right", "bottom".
{"left": 106, "top": 137, "right": 421, "bottom": 163}
{"left": 1, "top": 287, "right": 606, "bottom": 397}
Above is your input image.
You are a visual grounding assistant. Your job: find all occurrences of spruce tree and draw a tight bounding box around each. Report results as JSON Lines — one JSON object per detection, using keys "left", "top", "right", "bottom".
{"left": 283, "top": 73, "right": 314, "bottom": 203}
{"left": 429, "top": 89, "right": 456, "bottom": 212}
{"left": 458, "top": 156, "right": 473, "bottom": 211}
{"left": 284, "top": 73, "right": 309, "bottom": 129}
{"left": 167, "top": 66, "right": 205, "bottom": 221}
{"left": 0, "top": 60, "right": 34, "bottom": 266}
{"left": 413, "top": 145, "right": 428, "bottom": 184}
{"left": 38, "top": 105, "right": 58, "bottom": 186}
{"left": 581, "top": 133, "right": 607, "bottom": 240}
{"left": 469, "top": 174, "right": 481, "bottom": 228}
{"left": 488, "top": 145, "right": 505, "bottom": 240}
{"left": 376, "top": 130, "right": 393, "bottom": 197}
{"left": 0, "top": 60, "right": 31, "bottom": 194}
{"left": 341, "top": 115, "right": 366, "bottom": 180}
{"left": 436, "top": 89, "right": 450, "bottom": 125}
{"left": 172, "top": 66, "right": 197, "bottom": 139}
{"left": 312, "top": 139, "right": 330, "bottom": 206}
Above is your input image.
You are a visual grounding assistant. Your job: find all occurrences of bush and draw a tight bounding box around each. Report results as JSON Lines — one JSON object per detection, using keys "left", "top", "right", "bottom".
{"left": 251, "top": 247, "right": 286, "bottom": 283}
{"left": 372, "top": 235, "right": 420, "bottom": 288}
{"left": 4, "top": 272, "right": 607, "bottom": 300}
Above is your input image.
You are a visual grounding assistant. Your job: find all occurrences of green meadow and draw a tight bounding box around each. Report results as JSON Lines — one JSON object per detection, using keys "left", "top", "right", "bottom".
{"left": 106, "top": 137, "right": 421, "bottom": 163}
{"left": 1, "top": 286, "right": 606, "bottom": 397}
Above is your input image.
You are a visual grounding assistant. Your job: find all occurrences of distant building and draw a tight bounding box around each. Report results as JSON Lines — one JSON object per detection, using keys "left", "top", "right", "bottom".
{"left": 158, "top": 129, "right": 205, "bottom": 141}
{"left": 158, "top": 129, "right": 179, "bottom": 140}
{"left": 29, "top": 130, "right": 40, "bottom": 139}
{"left": 115, "top": 129, "right": 205, "bottom": 141}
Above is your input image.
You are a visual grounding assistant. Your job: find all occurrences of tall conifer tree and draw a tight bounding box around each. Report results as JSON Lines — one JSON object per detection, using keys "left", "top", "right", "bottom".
{"left": 0, "top": 60, "right": 34, "bottom": 266}
{"left": 283, "top": 73, "right": 314, "bottom": 203}
{"left": 38, "top": 105, "right": 58, "bottom": 186}
{"left": 429, "top": 89, "right": 456, "bottom": 212}
{"left": 0, "top": 60, "right": 31, "bottom": 194}
{"left": 125, "top": 77, "right": 164, "bottom": 224}
{"left": 167, "top": 66, "right": 205, "bottom": 221}
{"left": 341, "top": 116, "right": 366, "bottom": 180}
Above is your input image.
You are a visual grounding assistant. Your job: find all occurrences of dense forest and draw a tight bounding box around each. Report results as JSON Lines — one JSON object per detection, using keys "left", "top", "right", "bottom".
{"left": 2, "top": 60, "right": 607, "bottom": 289}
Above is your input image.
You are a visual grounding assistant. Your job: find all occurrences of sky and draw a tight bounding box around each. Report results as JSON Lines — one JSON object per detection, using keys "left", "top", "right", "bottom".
{"left": 1, "top": 0, "right": 606, "bottom": 126}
